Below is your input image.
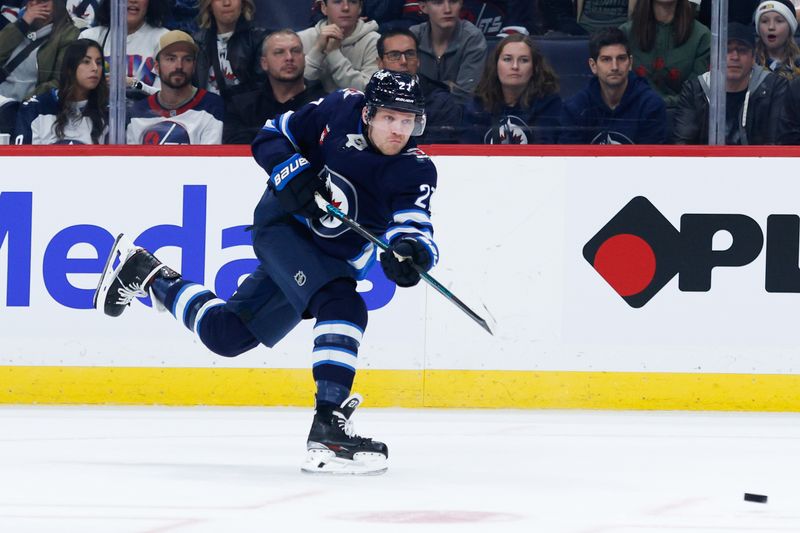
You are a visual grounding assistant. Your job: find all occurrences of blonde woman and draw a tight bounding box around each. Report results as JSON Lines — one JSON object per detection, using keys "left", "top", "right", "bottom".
{"left": 193, "top": 0, "right": 266, "bottom": 101}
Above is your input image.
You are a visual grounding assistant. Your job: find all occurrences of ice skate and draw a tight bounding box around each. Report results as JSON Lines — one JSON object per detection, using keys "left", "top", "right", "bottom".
{"left": 93, "top": 233, "right": 179, "bottom": 317}
{"left": 301, "top": 393, "right": 388, "bottom": 476}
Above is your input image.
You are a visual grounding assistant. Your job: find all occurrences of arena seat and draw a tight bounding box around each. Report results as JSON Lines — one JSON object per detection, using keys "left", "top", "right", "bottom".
{"left": 487, "top": 35, "right": 593, "bottom": 100}
{"left": 534, "top": 36, "right": 592, "bottom": 100}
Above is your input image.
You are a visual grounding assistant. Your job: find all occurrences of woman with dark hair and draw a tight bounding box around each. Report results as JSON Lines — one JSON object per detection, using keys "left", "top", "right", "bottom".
{"left": 15, "top": 38, "right": 108, "bottom": 143}
{"left": 620, "top": 0, "right": 710, "bottom": 108}
{"left": 80, "top": 0, "right": 169, "bottom": 98}
{"left": 459, "top": 33, "right": 561, "bottom": 144}
{"left": 193, "top": 0, "right": 266, "bottom": 103}
{"left": 0, "top": 0, "right": 80, "bottom": 101}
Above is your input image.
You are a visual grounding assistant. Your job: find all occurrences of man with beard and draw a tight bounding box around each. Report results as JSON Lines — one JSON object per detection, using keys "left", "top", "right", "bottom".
{"left": 223, "top": 29, "right": 327, "bottom": 144}
{"left": 127, "top": 30, "right": 224, "bottom": 144}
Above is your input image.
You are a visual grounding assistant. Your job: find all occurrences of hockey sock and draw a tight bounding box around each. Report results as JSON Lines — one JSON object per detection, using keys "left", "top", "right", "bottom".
{"left": 151, "top": 277, "right": 257, "bottom": 357}
{"left": 307, "top": 279, "right": 368, "bottom": 408}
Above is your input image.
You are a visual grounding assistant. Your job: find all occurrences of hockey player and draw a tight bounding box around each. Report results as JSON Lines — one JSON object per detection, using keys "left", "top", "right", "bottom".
{"left": 94, "top": 69, "right": 438, "bottom": 475}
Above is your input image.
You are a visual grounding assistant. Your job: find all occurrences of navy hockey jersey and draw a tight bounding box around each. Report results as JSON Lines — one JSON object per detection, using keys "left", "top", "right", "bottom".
{"left": 15, "top": 89, "right": 107, "bottom": 144}
{"left": 126, "top": 89, "right": 224, "bottom": 145}
{"left": 252, "top": 89, "right": 439, "bottom": 280}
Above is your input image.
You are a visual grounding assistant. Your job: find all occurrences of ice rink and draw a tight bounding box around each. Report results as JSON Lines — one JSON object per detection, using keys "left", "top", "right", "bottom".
{"left": 1, "top": 405, "right": 799, "bottom": 533}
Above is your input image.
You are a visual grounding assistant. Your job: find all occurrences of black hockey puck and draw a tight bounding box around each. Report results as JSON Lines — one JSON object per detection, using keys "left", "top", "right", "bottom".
{"left": 744, "top": 493, "right": 768, "bottom": 503}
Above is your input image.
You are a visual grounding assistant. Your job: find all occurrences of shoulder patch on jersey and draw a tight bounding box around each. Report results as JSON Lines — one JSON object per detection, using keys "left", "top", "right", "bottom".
{"left": 403, "top": 147, "right": 430, "bottom": 160}
{"left": 341, "top": 88, "right": 364, "bottom": 99}
{"left": 345, "top": 134, "right": 368, "bottom": 151}
{"left": 319, "top": 124, "right": 330, "bottom": 145}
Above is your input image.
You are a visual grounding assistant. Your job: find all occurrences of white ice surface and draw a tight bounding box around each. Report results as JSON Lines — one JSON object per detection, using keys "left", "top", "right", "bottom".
{"left": 1, "top": 406, "right": 799, "bottom": 533}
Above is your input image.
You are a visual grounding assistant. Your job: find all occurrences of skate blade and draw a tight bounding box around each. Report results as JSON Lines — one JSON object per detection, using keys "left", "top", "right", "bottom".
{"left": 300, "top": 449, "right": 387, "bottom": 476}
{"left": 92, "top": 233, "right": 139, "bottom": 314}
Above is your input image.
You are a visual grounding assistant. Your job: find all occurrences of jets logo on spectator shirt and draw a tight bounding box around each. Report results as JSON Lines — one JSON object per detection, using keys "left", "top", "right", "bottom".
{"left": 484, "top": 115, "right": 530, "bottom": 144}
{"left": 311, "top": 167, "right": 358, "bottom": 239}
{"left": 142, "top": 121, "right": 191, "bottom": 145}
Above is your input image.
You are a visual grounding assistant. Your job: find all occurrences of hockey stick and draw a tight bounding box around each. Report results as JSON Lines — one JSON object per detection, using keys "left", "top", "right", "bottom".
{"left": 314, "top": 193, "right": 494, "bottom": 336}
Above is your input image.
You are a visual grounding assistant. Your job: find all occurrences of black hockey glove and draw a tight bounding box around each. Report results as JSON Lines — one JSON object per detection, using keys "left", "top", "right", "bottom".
{"left": 268, "top": 154, "right": 330, "bottom": 219}
{"left": 380, "top": 239, "right": 432, "bottom": 288}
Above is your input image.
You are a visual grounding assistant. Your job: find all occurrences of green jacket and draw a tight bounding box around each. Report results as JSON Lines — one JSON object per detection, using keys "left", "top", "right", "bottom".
{"left": 620, "top": 19, "right": 710, "bottom": 108}
{"left": 0, "top": 18, "right": 80, "bottom": 99}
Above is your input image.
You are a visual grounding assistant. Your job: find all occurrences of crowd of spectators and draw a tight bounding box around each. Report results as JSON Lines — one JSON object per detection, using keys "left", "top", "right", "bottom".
{"left": 1, "top": 0, "right": 800, "bottom": 145}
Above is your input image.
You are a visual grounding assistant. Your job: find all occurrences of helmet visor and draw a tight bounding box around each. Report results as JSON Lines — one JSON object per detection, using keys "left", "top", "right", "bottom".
{"left": 369, "top": 105, "right": 427, "bottom": 136}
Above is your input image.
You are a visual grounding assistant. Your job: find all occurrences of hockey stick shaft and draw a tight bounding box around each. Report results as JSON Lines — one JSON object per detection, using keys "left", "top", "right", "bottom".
{"left": 314, "top": 193, "right": 494, "bottom": 335}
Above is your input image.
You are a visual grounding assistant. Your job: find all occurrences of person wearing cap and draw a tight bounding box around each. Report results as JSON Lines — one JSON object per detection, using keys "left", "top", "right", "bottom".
{"left": 754, "top": 0, "right": 800, "bottom": 80}
{"left": 126, "top": 29, "right": 224, "bottom": 144}
{"left": 673, "top": 22, "right": 788, "bottom": 145}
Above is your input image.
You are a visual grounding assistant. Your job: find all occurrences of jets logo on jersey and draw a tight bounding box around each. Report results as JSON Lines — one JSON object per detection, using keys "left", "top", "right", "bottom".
{"left": 311, "top": 166, "right": 358, "bottom": 239}
{"left": 142, "top": 121, "right": 191, "bottom": 145}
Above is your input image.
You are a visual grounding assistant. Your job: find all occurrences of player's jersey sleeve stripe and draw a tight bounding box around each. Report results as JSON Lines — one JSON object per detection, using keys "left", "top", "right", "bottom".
{"left": 384, "top": 224, "right": 433, "bottom": 242}
{"left": 348, "top": 242, "right": 377, "bottom": 280}
{"left": 414, "top": 234, "right": 439, "bottom": 267}
{"left": 261, "top": 118, "right": 279, "bottom": 133}
{"left": 393, "top": 209, "right": 432, "bottom": 227}
{"left": 277, "top": 111, "right": 299, "bottom": 151}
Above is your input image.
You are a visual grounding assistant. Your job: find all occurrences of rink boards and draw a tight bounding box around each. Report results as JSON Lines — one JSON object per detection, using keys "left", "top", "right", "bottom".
{"left": 2, "top": 145, "right": 800, "bottom": 410}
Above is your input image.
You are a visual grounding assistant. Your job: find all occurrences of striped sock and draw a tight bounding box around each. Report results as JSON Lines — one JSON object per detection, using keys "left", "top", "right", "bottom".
{"left": 312, "top": 320, "right": 364, "bottom": 406}
{"left": 154, "top": 278, "right": 225, "bottom": 334}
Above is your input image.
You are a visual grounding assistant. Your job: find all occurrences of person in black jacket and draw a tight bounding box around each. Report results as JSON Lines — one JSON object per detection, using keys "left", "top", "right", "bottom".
{"left": 778, "top": 76, "right": 800, "bottom": 143}
{"left": 673, "top": 22, "right": 788, "bottom": 145}
{"left": 193, "top": 0, "right": 266, "bottom": 105}
{"left": 223, "top": 29, "right": 326, "bottom": 144}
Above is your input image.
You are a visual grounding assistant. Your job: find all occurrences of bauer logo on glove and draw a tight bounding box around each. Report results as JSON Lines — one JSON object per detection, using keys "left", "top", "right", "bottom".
{"left": 270, "top": 154, "right": 311, "bottom": 191}
{"left": 269, "top": 154, "right": 330, "bottom": 218}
